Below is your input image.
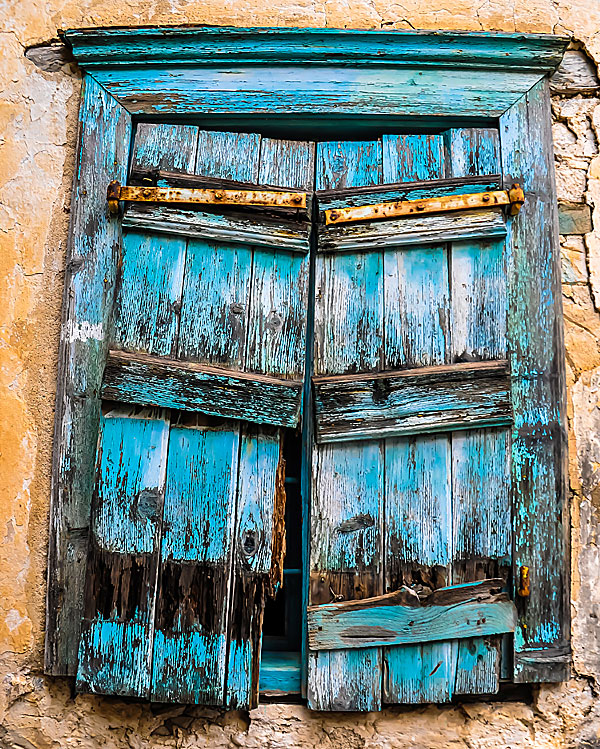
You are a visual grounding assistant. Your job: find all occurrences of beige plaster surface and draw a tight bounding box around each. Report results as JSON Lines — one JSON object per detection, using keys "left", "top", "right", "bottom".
{"left": 1, "top": 0, "right": 600, "bottom": 746}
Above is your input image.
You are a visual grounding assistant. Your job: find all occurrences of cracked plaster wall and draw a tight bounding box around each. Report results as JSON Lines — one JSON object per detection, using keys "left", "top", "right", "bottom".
{"left": 2, "top": 1, "right": 600, "bottom": 747}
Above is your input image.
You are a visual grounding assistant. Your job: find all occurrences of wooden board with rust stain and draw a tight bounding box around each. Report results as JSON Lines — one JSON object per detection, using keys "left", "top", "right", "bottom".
{"left": 308, "top": 579, "right": 516, "bottom": 651}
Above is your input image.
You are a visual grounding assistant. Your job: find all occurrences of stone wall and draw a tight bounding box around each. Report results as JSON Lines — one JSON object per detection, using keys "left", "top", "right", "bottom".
{"left": 1, "top": 2, "right": 600, "bottom": 746}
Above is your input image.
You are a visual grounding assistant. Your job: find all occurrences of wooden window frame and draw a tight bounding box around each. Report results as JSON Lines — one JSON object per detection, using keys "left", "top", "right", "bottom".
{"left": 47, "top": 26, "right": 570, "bottom": 696}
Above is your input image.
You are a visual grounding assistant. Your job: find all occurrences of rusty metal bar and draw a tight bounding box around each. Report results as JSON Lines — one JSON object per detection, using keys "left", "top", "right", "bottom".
{"left": 323, "top": 184, "right": 525, "bottom": 226}
{"left": 107, "top": 180, "right": 307, "bottom": 215}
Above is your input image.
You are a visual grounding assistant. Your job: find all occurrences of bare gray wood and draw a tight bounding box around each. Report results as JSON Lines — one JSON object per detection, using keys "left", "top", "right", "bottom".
{"left": 308, "top": 580, "right": 516, "bottom": 651}
{"left": 313, "top": 360, "right": 511, "bottom": 443}
{"left": 102, "top": 349, "right": 303, "bottom": 428}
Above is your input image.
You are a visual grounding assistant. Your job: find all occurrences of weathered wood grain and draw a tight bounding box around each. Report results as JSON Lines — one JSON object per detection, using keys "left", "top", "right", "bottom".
{"left": 318, "top": 208, "right": 506, "bottom": 254}
{"left": 226, "top": 426, "right": 286, "bottom": 708}
{"left": 64, "top": 27, "right": 569, "bottom": 71}
{"left": 308, "top": 580, "right": 516, "bottom": 651}
{"left": 313, "top": 361, "right": 512, "bottom": 443}
{"left": 123, "top": 205, "right": 311, "bottom": 253}
{"left": 90, "top": 65, "right": 544, "bottom": 119}
{"left": 151, "top": 421, "right": 239, "bottom": 704}
{"left": 309, "top": 140, "right": 384, "bottom": 711}
{"left": 381, "top": 132, "right": 455, "bottom": 704}
{"left": 45, "top": 75, "right": 132, "bottom": 675}
{"left": 384, "top": 434, "right": 454, "bottom": 702}
{"left": 76, "top": 409, "right": 170, "bottom": 697}
{"left": 448, "top": 127, "right": 511, "bottom": 694}
{"left": 500, "top": 79, "right": 570, "bottom": 682}
{"left": 177, "top": 131, "right": 259, "bottom": 370}
{"left": 112, "top": 124, "right": 198, "bottom": 357}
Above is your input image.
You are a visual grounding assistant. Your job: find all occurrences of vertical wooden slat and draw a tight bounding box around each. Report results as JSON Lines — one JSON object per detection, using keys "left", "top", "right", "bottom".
{"left": 226, "top": 426, "right": 285, "bottom": 708}
{"left": 500, "top": 80, "right": 570, "bottom": 682}
{"left": 246, "top": 139, "right": 314, "bottom": 380}
{"left": 46, "top": 75, "right": 132, "bottom": 674}
{"left": 308, "top": 141, "right": 384, "bottom": 711}
{"left": 447, "top": 127, "right": 511, "bottom": 694}
{"left": 382, "top": 134, "right": 455, "bottom": 703}
{"left": 151, "top": 418, "right": 240, "bottom": 704}
{"left": 76, "top": 409, "right": 170, "bottom": 697}
{"left": 112, "top": 125, "right": 198, "bottom": 356}
{"left": 384, "top": 435, "right": 454, "bottom": 702}
{"left": 178, "top": 130, "right": 260, "bottom": 367}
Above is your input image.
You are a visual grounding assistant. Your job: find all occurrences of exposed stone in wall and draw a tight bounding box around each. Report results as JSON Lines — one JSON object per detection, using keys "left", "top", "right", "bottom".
{"left": 3, "top": 1, "right": 600, "bottom": 747}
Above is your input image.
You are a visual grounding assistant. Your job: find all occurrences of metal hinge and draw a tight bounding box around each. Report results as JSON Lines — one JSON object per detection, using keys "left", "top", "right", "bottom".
{"left": 107, "top": 180, "right": 307, "bottom": 215}
{"left": 323, "top": 184, "right": 525, "bottom": 226}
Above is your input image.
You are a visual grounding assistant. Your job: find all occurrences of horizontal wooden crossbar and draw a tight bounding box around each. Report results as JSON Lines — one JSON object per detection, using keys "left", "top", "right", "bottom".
{"left": 102, "top": 349, "right": 303, "bottom": 428}
{"left": 307, "top": 579, "right": 517, "bottom": 651}
{"left": 107, "top": 180, "right": 307, "bottom": 214}
{"left": 313, "top": 360, "right": 512, "bottom": 443}
{"left": 323, "top": 184, "right": 524, "bottom": 225}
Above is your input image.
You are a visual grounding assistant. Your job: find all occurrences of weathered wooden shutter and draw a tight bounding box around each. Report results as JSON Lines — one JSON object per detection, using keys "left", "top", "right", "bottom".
{"left": 75, "top": 125, "right": 314, "bottom": 708}
{"left": 307, "top": 128, "right": 563, "bottom": 709}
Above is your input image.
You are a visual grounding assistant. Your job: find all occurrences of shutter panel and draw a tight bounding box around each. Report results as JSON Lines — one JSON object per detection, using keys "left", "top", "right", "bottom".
{"left": 308, "top": 130, "right": 517, "bottom": 707}
{"left": 76, "top": 125, "right": 313, "bottom": 707}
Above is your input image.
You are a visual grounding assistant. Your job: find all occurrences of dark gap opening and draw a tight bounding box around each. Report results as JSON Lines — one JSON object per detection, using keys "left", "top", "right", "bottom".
{"left": 131, "top": 115, "right": 499, "bottom": 142}
{"left": 262, "top": 428, "right": 303, "bottom": 653}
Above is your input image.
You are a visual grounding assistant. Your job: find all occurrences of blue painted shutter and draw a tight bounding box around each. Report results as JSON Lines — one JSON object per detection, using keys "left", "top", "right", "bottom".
{"left": 76, "top": 126, "right": 314, "bottom": 708}
{"left": 308, "top": 131, "right": 517, "bottom": 708}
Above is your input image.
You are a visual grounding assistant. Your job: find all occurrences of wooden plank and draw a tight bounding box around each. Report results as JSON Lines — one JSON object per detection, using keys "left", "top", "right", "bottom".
{"left": 102, "top": 339, "right": 303, "bottom": 429}
{"left": 317, "top": 208, "right": 506, "bottom": 254}
{"left": 313, "top": 361, "right": 511, "bottom": 443}
{"left": 226, "top": 426, "right": 286, "bottom": 709}
{"left": 130, "top": 123, "right": 198, "bottom": 174}
{"left": 93, "top": 65, "right": 542, "bottom": 119}
{"left": 308, "top": 140, "right": 384, "bottom": 711}
{"left": 383, "top": 434, "right": 454, "bottom": 702}
{"left": 46, "top": 75, "right": 132, "bottom": 675}
{"left": 381, "top": 131, "right": 455, "bottom": 704}
{"left": 448, "top": 127, "right": 511, "bottom": 694}
{"left": 112, "top": 124, "right": 198, "bottom": 356}
{"left": 76, "top": 409, "right": 169, "bottom": 697}
{"left": 382, "top": 134, "right": 445, "bottom": 183}
{"left": 500, "top": 79, "right": 570, "bottom": 682}
{"left": 64, "top": 27, "right": 569, "bottom": 72}
{"left": 245, "top": 139, "right": 314, "bottom": 379}
{"left": 151, "top": 419, "right": 239, "bottom": 704}
{"left": 259, "top": 651, "right": 302, "bottom": 696}
{"left": 177, "top": 130, "right": 260, "bottom": 369}
{"left": 196, "top": 130, "right": 260, "bottom": 181}
{"left": 308, "top": 441, "right": 384, "bottom": 710}
{"left": 123, "top": 205, "right": 311, "bottom": 253}
{"left": 308, "top": 580, "right": 516, "bottom": 650}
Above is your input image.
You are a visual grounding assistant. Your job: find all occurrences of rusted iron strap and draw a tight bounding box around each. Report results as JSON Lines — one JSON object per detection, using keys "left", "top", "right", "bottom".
{"left": 107, "top": 180, "right": 307, "bottom": 214}
{"left": 324, "top": 184, "right": 525, "bottom": 225}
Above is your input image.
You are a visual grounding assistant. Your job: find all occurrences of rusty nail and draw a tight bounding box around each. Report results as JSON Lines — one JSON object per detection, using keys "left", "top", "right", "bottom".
{"left": 416, "top": 203, "right": 425, "bottom": 211}
{"left": 291, "top": 194, "right": 302, "bottom": 205}
{"left": 482, "top": 193, "right": 490, "bottom": 202}
{"left": 329, "top": 211, "right": 339, "bottom": 221}
{"left": 214, "top": 191, "right": 224, "bottom": 200}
